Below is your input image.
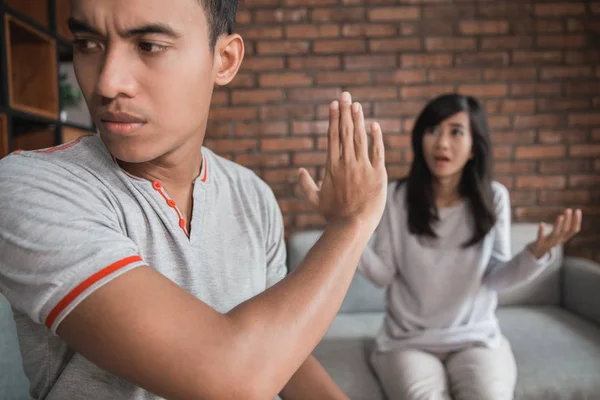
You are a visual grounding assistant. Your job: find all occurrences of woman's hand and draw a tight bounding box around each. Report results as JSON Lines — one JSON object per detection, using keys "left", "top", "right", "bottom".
{"left": 528, "top": 208, "right": 582, "bottom": 259}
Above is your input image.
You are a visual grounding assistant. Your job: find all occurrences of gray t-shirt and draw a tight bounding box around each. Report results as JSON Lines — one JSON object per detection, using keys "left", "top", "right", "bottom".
{"left": 359, "top": 181, "right": 552, "bottom": 353}
{"left": 0, "top": 134, "right": 287, "bottom": 399}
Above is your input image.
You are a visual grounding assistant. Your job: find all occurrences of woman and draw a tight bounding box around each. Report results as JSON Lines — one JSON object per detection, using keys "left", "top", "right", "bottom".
{"left": 359, "top": 93, "right": 582, "bottom": 400}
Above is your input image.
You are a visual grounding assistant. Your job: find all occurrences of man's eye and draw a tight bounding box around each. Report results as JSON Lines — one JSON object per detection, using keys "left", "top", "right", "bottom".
{"left": 73, "top": 39, "right": 101, "bottom": 51}
{"left": 138, "top": 42, "right": 168, "bottom": 53}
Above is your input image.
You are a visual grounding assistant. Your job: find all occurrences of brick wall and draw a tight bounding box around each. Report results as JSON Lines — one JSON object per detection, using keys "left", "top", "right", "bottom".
{"left": 206, "top": 0, "right": 600, "bottom": 261}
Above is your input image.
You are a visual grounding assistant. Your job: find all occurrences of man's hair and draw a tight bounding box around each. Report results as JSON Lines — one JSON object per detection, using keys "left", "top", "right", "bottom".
{"left": 200, "top": 0, "right": 239, "bottom": 50}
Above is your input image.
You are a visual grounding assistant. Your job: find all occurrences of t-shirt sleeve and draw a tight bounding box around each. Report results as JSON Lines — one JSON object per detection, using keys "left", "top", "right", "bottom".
{"left": 0, "top": 155, "right": 146, "bottom": 333}
{"left": 261, "top": 184, "right": 287, "bottom": 288}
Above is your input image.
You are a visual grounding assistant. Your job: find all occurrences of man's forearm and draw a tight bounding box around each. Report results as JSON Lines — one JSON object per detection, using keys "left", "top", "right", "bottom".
{"left": 280, "top": 355, "right": 348, "bottom": 400}
{"left": 226, "top": 219, "right": 371, "bottom": 398}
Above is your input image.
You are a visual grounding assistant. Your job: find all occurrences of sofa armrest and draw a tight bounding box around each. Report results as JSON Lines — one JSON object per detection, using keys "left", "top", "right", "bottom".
{"left": 562, "top": 257, "right": 600, "bottom": 326}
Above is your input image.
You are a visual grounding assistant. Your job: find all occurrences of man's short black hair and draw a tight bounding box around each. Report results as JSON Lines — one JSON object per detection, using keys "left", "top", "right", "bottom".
{"left": 200, "top": 0, "right": 238, "bottom": 50}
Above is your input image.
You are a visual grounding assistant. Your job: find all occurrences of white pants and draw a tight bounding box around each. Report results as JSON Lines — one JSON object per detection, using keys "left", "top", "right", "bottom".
{"left": 370, "top": 337, "right": 517, "bottom": 400}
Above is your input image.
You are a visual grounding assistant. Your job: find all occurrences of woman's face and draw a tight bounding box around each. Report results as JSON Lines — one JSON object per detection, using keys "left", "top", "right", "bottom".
{"left": 421, "top": 111, "right": 473, "bottom": 181}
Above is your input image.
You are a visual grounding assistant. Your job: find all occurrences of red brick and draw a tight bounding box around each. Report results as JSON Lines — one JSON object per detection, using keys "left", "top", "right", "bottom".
{"left": 566, "top": 82, "right": 600, "bottom": 95}
{"left": 314, "top": 39, "right": 366, "bottom": 54}
{"left": 424, "top": 5, "right": 476, "bottom": 19}
{"left": 541, "top": 66, "right": 594, "bottom": 79}
{"left": 370, "top": 38, "right": 422, "bottom": 52}
{"left": 241, "top": 57, "right": 285, "bottom": 72}
{"left": 494, "top": 161, "right": 536, "bottom": 174}
{"left": 570, "top": 144, "right": 600, "bottom": 157}
{"left": 458, "top": 20, "right": 509, "bottom": 35}
{"left": 401, "top": 85, "right": 454, "bottom": 99}
{"left": 456, "top": 52, "right": 509, "bottom": 66}
{"left": 535, "top": 3, "right": 586, "bottom": 16}
{"left": 286, "top": 25, "right": 340, "bottom": 39}
{"left": 516, "top": 176, "right": 566, "bottom": 189}
{"left": 512, "top": 51, "right": 563, "bottom": 64}
{"left": 537, "top": 35, "right": 587, "bottom": 48}
{"left": 537, "top": 99, "right": 591, "bottom": 112}
{"left": 208, "top": 107, "right": 258, "bottom": 121}
{"left": 420, "top": 20, "right": 453, "bottom": 36}
{"left": 316, "top": 71, "right": 371, "bottom": 85}
{"left": 568, "top": 113, "right": 600, "bottom": 126}
{"left": 211, "top": 91, "right": 228, "bottom": 106}
{"left": 296, "top": 213, "right": 326, "bottom": 228}
{"left": 263, "top": 168, "right": 313, "bottom": 184}
{"left": 344, "top": 54, "right": 397, "bottom": 70}
{"left": 426, "top": 38, "right": 476, "bottom": 51}
{"left": 292, "top": 152, "right": 327, "bottom": 166}
{"left": 483, "top": 68, "right": 537, "bottom": 81}
{"left": 388, "top": 164, "right": 411, "bottom": 180}
{"left": 311, "top": 8, "right": 365, "bottom": 22}
{"left": 539, "top": 190, "right": 591, "bottom": 205}
{"left": 374, "top": 70, "right": 427, "bottom": 85}
{"left": 566, "top": 19, "right": 600, "bottom": 33}
{"left": 288, "top": 88, "right": 342, "bottom": 102}
{"left": 429, "top": 69, "right": 481, "bottom": 82}
{"left": 236, "top": 10, "right": 251, "bottom": 24}
{"left": 490, "top": 130, "right": 536, "bottom": 144}
{"left": 540, "top": 160, "right": 591, "bottom": 174}
{"left": 457, "top": 84, "right": 508, "bottom": 98}
{"left": 229, "top": 73, "right": 256, "bottom": 88}
{"left": 514, "top": 145, "right": 565, "bottom": 159}
{"left": 537, "top": 129, "right": 589, "bottom": 144}
{"left": 510, "top": 83, "right": 562, "bottom": 97}
{"left": 232, "top": 89, "right": 284, "bottom": 105}
{"left": 496, "top": 176, "right": 513, "bottom": 189}
{"left": 257, "top": 41, "right": 310, "bottom": 55}
{"left": 509, "top": 191, "right": 538, "bottom": 206}
{"left": 342, "top": 23, "right": 397, "bottom": 38}
{"left": 385, "top": 149, "right": 403, "bottom": 163}
{"left": 238, "top": 26, "right": 283, "bottom": 40}
{"left": 374, "top": 101, "right": 425, "bottom": 117}
{"left": 236, "top": 153, "right": 290, "bottom": 168}
{"left": 513, "top": 20, "right": 564, "bottom": 34}
{"left": 368, "top": 7, "right": 420, "bottom": 21}
{"left": 375, "top": 118, "right": 403, "bottom": 133}
{"left": 569, "top": 175, "right": 600, "bottom": 187}
{"left": 514, "top": 115, "right": 563, "bottom": 129}
{"left": 488, "top": 116, "right": 511, "bottom": 130}
{"left": 477, "top": 4, "right": 532, "bottom": 17}
{"left": 401, "top": 54, "right": 453, "bottom": 68}
{"left": 277, "top": 198, "right": 314, "bottom": 214}
{"left": 386, "top": 134, "right": 411, "bottom": 148}
{"left": 500, "top": 100, "right": 536, "bottom": 114}
{"left": 261, "top": 138, "right": 314, "bottom": 152}
{"left": 288, "top": 56, "right": 341, "bottom": 70}
{"left": 481, "top": 36, "right": 534, "bottom": 50}
{"left": 260, "top": 73, "right": 313, "bottom": 87}
{"left": 205, "top": 123, "right": 232, "bottom": 138}
{"left": 254, "top": 9, "right": 308, "bottom": 23}
{"left": 592, "top": 3, "right": 600, "bottom": 14}
{"left": 292, "top": 121, "right": 329, "bottom": 136}
{"left": 260, "top": 105, "right": 314, "bottom": 120}
{"left": 347, "top": 87, "right": 398, "bottom": 101}
{"left": 593, "top": 129, "right": 600, "bottom": 141}
{"left": 204, "top": 139, "right": 258, "bottom": 153}
{"left": 244, "top": 0, "right": 281, "bottom": 6}
{"left": 234, "top": 122, "right": 289, "bottom": 137}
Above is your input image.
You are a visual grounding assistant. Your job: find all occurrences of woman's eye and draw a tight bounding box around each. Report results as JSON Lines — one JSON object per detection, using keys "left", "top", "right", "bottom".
{"left": 452, "top": 128, "right": 464, "bottom": 136}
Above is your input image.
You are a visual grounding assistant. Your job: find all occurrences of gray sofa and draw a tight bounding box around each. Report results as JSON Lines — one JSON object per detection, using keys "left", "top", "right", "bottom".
{"left": 2, "top": 224, "right": 599, "bottom": 400}
{"left": 287, "top": 223, "right": 600, "bottom": 400}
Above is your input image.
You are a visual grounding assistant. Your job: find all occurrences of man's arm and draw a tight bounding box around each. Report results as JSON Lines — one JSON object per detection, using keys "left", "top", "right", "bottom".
{"left": 280, "top": 355, "right": 348, "bottom": 400}
{"left": 58, "top": 92, "right": 387, "bottom": 400}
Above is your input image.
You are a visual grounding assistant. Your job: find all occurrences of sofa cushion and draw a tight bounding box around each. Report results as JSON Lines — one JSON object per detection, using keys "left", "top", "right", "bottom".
{"left": 316, "top": 307, "right": 600, "bottom": 400}
{"left": 0, "top": 294, "right": 30, "bottom": 400}
{"left": 286, "top": 223, "right": 563, "bottom": 313}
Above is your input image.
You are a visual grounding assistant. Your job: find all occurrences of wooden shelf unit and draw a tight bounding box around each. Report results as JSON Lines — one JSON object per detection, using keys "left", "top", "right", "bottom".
{"left": 0, "top": 0, "right": 93, "bottom": 157}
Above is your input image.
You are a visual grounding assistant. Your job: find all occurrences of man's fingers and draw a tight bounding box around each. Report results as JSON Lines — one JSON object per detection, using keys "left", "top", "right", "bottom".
{"left": 536, "top": 223, "right": 545, "bottom": 242}
{"left": 369, "top": 121, "right": 385, "bottom": 168}
{"left": 297, "top": 168, "right": 320, "bottom": 207}
{"left": 339, "top": 92, "right": 354, "bottom": 163}
{"left": 560, "top": 209, "right": 573, "bottom": 241}
{"left": 565, "top": 209, "right": 583, "bottom": 241}
{"left": 352, "top": 102, "right": 368, "bottom": 161}
{"left": 327, "top": 100, "right": 340, "bottom": 164}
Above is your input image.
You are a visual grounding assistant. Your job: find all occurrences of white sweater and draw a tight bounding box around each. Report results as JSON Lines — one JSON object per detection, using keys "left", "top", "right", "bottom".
{"left": 358, "top": 181, "right": 552, "bottom": 353}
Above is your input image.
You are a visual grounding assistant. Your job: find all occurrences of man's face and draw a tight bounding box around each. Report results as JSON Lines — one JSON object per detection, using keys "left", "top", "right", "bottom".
{"left": 71, "top": 0, "right": 217, "bottom": 163}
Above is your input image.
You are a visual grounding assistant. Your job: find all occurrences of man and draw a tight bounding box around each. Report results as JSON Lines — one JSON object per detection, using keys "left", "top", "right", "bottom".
{"left": 0, "top": 0, "right": 387, "bottom": 399}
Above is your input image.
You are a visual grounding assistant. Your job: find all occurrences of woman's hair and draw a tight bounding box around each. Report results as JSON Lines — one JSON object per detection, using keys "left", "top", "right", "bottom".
{"left": 399, "top": 93, "right": 496, "bottom": 247}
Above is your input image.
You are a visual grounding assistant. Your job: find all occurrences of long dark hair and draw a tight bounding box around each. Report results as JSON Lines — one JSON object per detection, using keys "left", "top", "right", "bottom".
{"left": 399, "top": 93, "right": 496, "bottom": 247}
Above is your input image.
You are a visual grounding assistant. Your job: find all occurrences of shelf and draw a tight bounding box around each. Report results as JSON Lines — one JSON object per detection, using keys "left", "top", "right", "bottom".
{"left": 61, "top": 125, "right": 90, "bottom": 143}
{"left": 3, "top": 0, "right": 50, "bottom": 28}
{"left": 5, "top": 14, "right": 59, "bottom": 120}
{"left": 0, "top": 113, "right": 7, "bottom": 158}
{"left": 55, "top": 0, "right": 72, "bottom": 41}
{"left": 12, "top": 118, "right": 56, "bottom": 151}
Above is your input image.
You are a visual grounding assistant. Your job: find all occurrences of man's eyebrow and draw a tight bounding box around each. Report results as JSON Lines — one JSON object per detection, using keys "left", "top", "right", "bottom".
{"left": 67, "top": 17, "right": 181, "bottom": 38}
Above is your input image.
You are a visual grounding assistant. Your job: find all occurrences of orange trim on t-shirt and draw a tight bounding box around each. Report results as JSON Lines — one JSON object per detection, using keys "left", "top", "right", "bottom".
{"left": 34, "top": 135, "right": 91, "bottom": 154}
{"left": 45, "top": 255, "right": 143, "bottom": 329}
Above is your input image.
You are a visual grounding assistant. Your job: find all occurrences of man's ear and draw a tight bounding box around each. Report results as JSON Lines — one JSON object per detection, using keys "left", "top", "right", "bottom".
{"left": 214, "top": 34, "right": 244, "bottom": 87}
